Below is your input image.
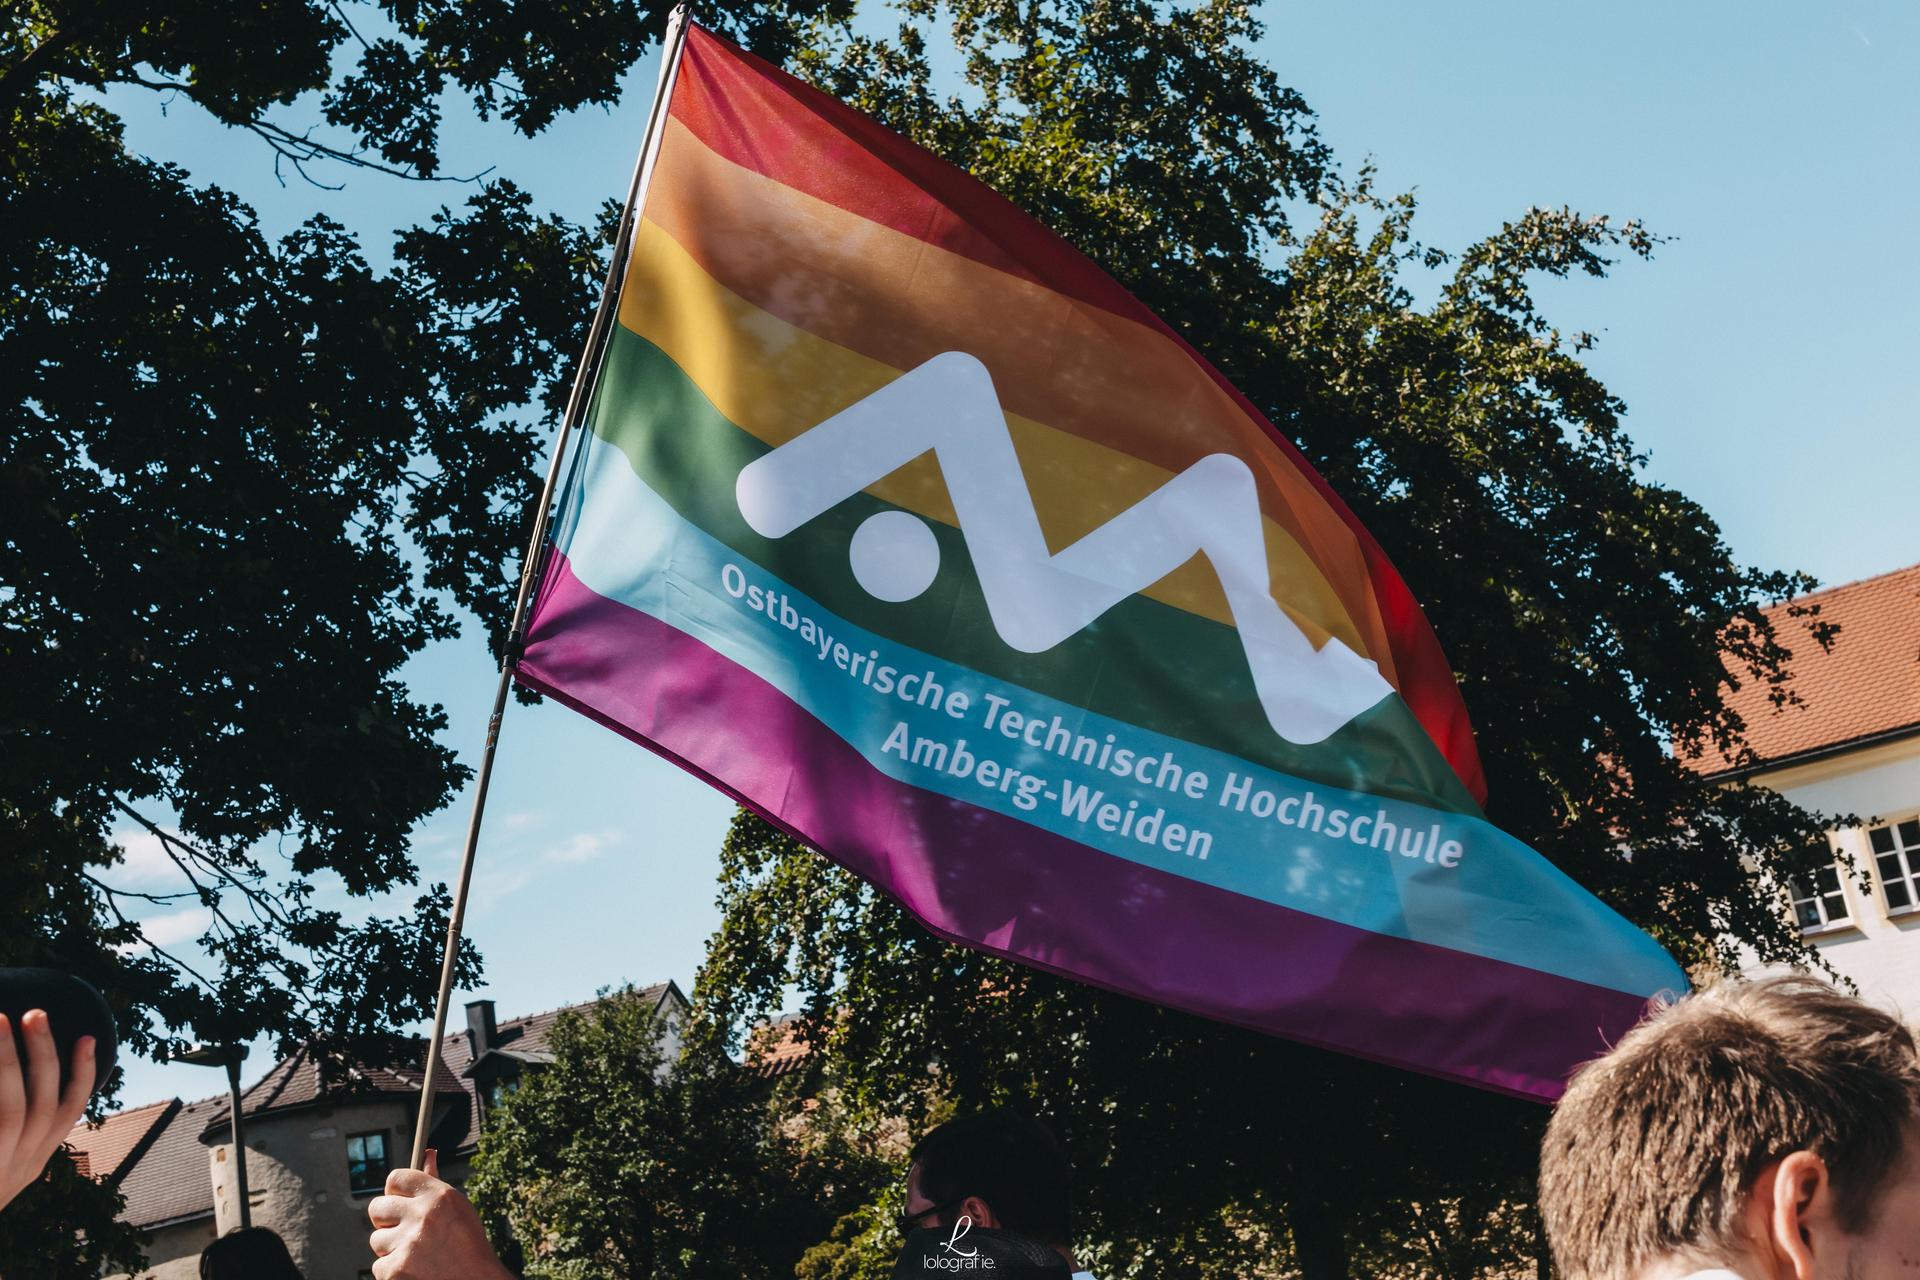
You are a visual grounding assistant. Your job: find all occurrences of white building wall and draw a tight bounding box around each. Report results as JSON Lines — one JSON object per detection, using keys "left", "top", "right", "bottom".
{"left": 1746, "top": 734, "right": 1920, "bottom": 1018}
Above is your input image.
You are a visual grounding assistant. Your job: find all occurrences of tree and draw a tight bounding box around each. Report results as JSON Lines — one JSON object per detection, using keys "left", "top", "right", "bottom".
{"left": 0, "top": 1150, "right": 144, "bottom": 1280}
{"left": 689, "top": 2, "right": 1843, "bottom": 1277}
{"left": 466, "top": 988, "right": 877, "bottom": 1279}
{"left": 2, "top": 0, "right": 825, "bottom": 1268}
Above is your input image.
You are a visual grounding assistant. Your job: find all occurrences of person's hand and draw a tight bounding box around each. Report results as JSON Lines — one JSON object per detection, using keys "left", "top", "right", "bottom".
{"left": 368, "top": 1150, "right": 515, "bottom": 1280}
{"left": 0, "top": 1010, "right": 96, "bottom": 1211}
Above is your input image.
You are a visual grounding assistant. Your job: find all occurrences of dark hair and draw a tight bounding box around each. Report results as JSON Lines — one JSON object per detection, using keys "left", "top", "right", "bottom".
{"left": 200, "top": 1226, "right": 303, "bottom": 1280}
{"left": 910, "top": 1109, "right": 1072, "bottom": 1245}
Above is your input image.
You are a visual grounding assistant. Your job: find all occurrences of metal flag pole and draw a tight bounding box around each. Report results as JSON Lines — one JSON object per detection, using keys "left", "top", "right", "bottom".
{"left": 408, "top": 2, "right": 694, "bottom": 1171}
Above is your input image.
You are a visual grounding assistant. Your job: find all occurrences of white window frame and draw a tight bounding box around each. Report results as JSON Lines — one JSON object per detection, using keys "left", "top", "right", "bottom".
{"left": 1868, "top": 816, "right": 1920, "bottom": 917}
{"left": 1787, "top": 860, "right": 1852, "bottom": 934}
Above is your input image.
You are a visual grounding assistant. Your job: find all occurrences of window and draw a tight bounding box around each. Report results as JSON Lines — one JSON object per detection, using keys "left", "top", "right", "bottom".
{"left": 1870, "top": 819, "right": 1920, "bottom": 913}
{"left": 484, "top": 1075, "right": 521, "bottom": 1111}
{"left": 1789, "top": 864, "right": 1850, "bottom": 930}
{"left": 346, "top": 1131, "right": 391, "bottom": 1195}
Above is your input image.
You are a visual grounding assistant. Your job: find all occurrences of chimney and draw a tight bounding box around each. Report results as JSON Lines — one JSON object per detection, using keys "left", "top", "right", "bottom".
{"left": 465, "top": 1000, "right": 498, "bottom": 1055}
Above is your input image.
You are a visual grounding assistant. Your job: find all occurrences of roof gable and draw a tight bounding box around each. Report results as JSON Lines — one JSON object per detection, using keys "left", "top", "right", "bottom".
{"left": 102, "top": 1096, "right": 227, "bottom": 1229}
{"left": 1687, "top": 563, "right": 1920, "bottom": 776}
{"left": 66, "top": 1098, "right": 178, "bottom": 1187}
{"left": 195, "top": 1041, "right": 467, "bottom": 1141}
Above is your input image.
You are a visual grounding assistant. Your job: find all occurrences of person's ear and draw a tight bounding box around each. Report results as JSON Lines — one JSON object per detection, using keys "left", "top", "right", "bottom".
{"left": 1757, "top": 1151, "right": 1836, "bottom": 1280}
{"left": 958, "top": 1195, "right": 998, "bottom": 1230}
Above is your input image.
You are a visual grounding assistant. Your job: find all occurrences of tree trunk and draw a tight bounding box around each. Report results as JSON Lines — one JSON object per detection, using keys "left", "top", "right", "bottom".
{"left": 1289, "top": 1195, "right": 1350, "bottom": 1280}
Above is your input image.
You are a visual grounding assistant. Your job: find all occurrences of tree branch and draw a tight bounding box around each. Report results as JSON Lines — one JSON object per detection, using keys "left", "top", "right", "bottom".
{"left": 103, "top": 73, "right": 495, "bottom": 188}
{"left": 0, "top": 25, "right": 86, "bottom": 116}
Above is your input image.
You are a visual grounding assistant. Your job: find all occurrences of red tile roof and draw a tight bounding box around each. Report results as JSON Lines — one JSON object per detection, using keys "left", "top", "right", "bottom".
{"left": 66, "top": 1098, "right": 178, "bottom": 1187}
{"left": 746, "top": 1013, "right": 817, "bottom": 1079}
{"left": 108, "top": 1096, "right": 227, "bottom": 1229}
{"left": 1689, "top": 563, "right": 1920, "bottom": 776}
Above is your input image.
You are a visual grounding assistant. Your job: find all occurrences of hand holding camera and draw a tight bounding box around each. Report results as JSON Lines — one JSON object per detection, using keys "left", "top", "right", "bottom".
{"left": 0, "top": 969, "right": 117, "bottom": 1213}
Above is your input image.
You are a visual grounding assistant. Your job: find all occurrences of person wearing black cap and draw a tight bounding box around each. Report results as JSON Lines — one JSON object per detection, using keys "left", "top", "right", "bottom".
{"left": 897, "top": 1108, "right": 1098, "bottom": 1279}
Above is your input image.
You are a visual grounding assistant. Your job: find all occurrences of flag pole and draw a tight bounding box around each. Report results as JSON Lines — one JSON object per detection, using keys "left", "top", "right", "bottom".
{"left": 407, "top": 2, "right": 694, "bottom": 1171}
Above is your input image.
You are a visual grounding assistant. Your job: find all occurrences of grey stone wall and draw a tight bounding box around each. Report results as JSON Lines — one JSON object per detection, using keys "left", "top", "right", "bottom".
{"left": 109, "top": 1215, "right": 218, "bottom": 1280}
{"left": 207, "top": 1098, "right": 418, "bottom": 1280}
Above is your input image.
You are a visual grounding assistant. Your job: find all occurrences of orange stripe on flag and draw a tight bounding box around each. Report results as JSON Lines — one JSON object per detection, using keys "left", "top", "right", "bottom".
{"left": 642, "top": 117, "right": 1392, "bottom": 659}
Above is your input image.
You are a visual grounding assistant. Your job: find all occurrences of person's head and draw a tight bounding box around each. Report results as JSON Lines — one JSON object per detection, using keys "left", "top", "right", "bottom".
{"left": 902, "top": 1109, "right": 1073, "bottom": 1251}
{"left": 1539, "top": 975, "right": 1920, "bottom": 1280}
{"left": 200, "top": 1225, "right": 302, "bottom": 1280}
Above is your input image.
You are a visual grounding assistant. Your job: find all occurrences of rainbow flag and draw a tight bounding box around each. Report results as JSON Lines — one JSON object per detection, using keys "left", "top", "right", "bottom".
{"left": 516, "top": 22, "right": 1684, "bottom": 1099}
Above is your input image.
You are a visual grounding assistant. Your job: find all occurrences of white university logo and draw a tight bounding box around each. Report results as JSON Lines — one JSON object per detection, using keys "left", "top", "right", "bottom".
{"left": 734, "top": 352, "right": 1391, "bottom": 745}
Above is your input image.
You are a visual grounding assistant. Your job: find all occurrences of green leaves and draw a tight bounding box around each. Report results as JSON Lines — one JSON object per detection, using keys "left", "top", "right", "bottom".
{"left": 392, "top": 181, "right": 606, "bottom": 649}
{"left": 324, "top": 38, "right": 448, "bottom": 174}
{"left": 0, "top": 1146, "right": 145, "bottom": 1278}
{"left": 1271, "top": 188, "right": 1833, "bottom": 970}
{"left": 3, "top": 15, "right": 581, "bottom": 1275}
{"left": 467, "top": 990, "right": 874, "bottom": 1279}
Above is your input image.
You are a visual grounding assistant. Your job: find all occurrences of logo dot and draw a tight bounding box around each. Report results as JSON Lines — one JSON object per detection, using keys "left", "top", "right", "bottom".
{"left": 849, "top": 510, "right": 940, "bottom": 602}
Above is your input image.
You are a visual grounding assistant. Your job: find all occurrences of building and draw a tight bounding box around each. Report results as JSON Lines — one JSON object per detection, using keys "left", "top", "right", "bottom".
{"left": 1686, "top": 563, "right": 1920, "bottom": 1009}
{"left": 71, "top": 982, "right": 688, "bottom": 1280}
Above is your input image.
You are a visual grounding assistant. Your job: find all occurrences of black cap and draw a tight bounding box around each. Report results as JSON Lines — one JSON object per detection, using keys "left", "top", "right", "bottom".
{"left": 0, "top": 968, "right": 119, "bottom": 1096}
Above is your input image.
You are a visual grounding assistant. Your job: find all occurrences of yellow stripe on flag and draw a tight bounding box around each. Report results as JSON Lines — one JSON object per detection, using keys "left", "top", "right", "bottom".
{"left": 618, "top": 216, "right": 1385, "bottom": 663}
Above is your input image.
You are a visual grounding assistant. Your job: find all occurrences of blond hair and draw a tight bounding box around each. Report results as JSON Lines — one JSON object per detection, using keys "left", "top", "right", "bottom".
{"left": 1538, "top": 976, "right": 1920, "bottom": 1280}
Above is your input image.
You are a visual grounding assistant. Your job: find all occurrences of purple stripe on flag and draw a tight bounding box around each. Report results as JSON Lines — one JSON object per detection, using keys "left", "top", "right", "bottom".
{"left": 519, "top": 553, "right": 1654, "bottom": 1100}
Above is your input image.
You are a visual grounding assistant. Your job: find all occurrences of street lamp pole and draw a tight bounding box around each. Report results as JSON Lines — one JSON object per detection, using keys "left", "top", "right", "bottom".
{"left": 222, "top": 1053, "right": 251, "bottom": 1229}
{"left": 182, "top": 1044, "right": 251, "bottom": 1230}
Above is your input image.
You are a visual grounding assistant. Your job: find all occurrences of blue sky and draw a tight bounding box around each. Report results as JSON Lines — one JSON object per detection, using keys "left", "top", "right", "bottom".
{"left": 104, "top": 0, "right": 1918, "bottom": 1107}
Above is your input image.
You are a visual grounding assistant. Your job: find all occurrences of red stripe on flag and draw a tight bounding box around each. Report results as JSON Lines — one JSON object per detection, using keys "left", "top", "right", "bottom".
{"left": 672, "top": 26, "right": 1150, "bottom": 323}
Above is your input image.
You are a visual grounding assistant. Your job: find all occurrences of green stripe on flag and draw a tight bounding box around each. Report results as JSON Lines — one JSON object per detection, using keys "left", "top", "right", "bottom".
{"left": 576, "top": 324, "right": 1480, "bottom": 816}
